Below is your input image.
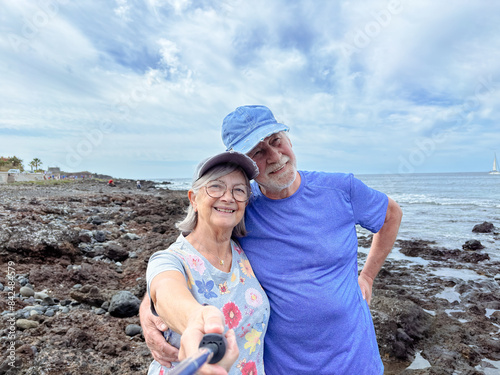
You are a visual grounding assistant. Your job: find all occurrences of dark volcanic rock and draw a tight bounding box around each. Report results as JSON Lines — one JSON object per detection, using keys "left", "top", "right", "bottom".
{"left": 70, "top": 285, "right": 107, "bottom": 307}
{"left": 104, "top": 242, "right": 129, "bottom": 261}
{"left": 472, "top": 221, "right": 495, "bottom": 233}
{"left": 462, "top": 239, "right": 484, "bottom": 251}
{"left": 371, "top": 296, "right": 432, "bottom": 361}
{"left": 398, "top": 239, "right": 490, "bottom": 264}
{"left": 108, "top": 291, "right": 141, "bottom": 318}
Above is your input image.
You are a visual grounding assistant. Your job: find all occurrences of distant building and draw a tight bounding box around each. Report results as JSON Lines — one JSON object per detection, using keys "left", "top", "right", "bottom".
{"left": 47, "top": 167, "right": 61, "bottom": 174}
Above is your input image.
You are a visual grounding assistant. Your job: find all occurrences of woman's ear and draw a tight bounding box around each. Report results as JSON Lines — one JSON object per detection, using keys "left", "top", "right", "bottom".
{"left": 188, "top": 190, "right": 197, "bottom": 212}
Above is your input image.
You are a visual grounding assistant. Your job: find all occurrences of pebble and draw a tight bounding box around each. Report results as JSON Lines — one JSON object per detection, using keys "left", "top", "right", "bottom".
{"left": 16, "top": 319, "right": 39, "bottom": 330}
{"left": 94, "top": 308, "right": 106, "bottom": 315}
{"left": 34, "top": 291, "right": 49, "bottom": 300}
{"left": 41, "top": 296, "right": 56, "bottom": 306}
{"left": 123, "top": 233, "right": 140, "bottom": 240}
{"left": 45, "top": 309, "right": 55, "bottom": 317}
{"left": 87, "top": 216, "right": 103, "bottom": 225}
{"left": 20, "top": 286, "right": 35, "bottom": 297}
{"left": 94, "top": 230, "right": 107, "bottom": 242}
{"left": 125, "top": 324, "right": 142, "bottom": 337}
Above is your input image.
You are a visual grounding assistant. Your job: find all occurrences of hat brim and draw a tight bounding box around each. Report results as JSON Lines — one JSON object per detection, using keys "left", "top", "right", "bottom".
{"left": 229, "top": 123, "right": 290, "bottom": 154}
{"left": 195, "top": 151, "right": 259, "bottom": 182}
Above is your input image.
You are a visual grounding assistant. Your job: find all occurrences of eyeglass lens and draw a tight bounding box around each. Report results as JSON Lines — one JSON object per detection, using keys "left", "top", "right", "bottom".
{"left": 206, "top": 180, "right": 249, "bottom": 202}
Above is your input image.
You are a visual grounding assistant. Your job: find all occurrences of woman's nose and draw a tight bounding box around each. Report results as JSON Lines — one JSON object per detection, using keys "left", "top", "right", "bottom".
{"left": 220, "top": 188, "right": 235, "bottom": 202}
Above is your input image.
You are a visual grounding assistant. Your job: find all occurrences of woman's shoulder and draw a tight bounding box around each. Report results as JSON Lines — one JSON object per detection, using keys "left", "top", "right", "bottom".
{"left": 149, "top": 234, "right": 193, "bottom": 261}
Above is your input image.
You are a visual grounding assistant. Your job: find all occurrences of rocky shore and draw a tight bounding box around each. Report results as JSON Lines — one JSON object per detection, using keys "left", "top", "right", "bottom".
{"left": 0, "top": 180, "right": 499, "bottom": 374}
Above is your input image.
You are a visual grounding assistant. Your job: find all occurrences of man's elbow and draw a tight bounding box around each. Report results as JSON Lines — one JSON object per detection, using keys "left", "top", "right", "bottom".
{"left": 387, "top": 198, "right": 403, "bottom": 226}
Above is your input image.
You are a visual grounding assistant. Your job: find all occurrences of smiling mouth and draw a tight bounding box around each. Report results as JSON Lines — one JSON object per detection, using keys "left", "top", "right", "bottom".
{"left": 214, "top": 208, "right": 235, "bottom": 213}
{"left": 270, "top": 163, "right": 286, "bottom": 174}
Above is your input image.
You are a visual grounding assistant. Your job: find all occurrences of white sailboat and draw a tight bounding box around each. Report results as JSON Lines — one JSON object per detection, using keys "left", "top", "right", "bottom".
{"left": 489, "top": 153, "right": 500, "bottom": 175}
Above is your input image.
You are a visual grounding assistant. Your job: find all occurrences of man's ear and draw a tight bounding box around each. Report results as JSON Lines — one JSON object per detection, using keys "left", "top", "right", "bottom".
{"left": 188, "top": 190, "right": 197, "bottom": 211}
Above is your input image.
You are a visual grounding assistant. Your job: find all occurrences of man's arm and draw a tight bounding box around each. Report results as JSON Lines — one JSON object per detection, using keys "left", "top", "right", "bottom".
{"left": 139, "top": 295, "right": 179, "bottom": 367}
{"left": 358, "top": 197, "right": 402, "bottom": 305}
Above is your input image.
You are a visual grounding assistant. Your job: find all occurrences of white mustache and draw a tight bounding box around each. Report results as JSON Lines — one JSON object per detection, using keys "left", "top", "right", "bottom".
{"left": 266, "top": 156, "right": 289, "bottom": 174}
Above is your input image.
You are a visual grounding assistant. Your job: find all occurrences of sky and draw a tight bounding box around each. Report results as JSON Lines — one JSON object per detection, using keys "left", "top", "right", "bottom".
{"left": 1, "top": 0, "right": 499, "bottom": 179}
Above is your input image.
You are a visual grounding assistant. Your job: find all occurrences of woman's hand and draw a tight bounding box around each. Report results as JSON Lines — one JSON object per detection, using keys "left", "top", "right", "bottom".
{"left": 179, "top": 305, "right": 239, "bottom": 375}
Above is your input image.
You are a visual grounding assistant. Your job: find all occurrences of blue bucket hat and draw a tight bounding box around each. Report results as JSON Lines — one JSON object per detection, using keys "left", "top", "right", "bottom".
{"left": 222, "top": 105, "right": 290, "bottom": 154}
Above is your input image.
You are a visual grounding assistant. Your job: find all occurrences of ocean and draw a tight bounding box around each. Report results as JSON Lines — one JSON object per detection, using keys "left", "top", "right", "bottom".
{"left": 153, "top": 172, "right": 500, "bottom": 262}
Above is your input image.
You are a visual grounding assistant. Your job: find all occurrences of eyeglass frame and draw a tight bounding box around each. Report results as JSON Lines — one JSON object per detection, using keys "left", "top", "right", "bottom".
{"left": 203, "top": 179, "right": 252, "bottom": 202}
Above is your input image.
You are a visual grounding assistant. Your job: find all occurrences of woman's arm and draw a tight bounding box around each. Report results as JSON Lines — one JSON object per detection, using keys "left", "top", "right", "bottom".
{"left": 149, "top": 271, "right": 239, "bottom": 374}
{"left": 150, "top": 270, "right": 203, "bottom": 334}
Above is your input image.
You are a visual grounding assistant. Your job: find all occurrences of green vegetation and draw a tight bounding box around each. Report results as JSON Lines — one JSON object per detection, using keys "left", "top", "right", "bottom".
{"left": 11, "top": 179, "right": 74, "bottom": 186}
{"left": 29, "top": 158, "right": 43, "bottom": 171}
{"left": 0, "top": 156, "right": 45, "bottom": 172}
{"left": 0, "top": 156, "right": 25, "bottom": 172}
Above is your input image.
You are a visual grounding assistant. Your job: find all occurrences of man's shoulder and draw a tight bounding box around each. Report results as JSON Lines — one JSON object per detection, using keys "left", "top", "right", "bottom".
{"left": 300, "top": 170, "right": 353, "bottom": 189}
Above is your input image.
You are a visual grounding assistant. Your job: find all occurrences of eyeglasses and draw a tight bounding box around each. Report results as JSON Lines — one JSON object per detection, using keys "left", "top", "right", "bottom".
{"left": 204, "top": 180, "right": 251, "bottom": 202}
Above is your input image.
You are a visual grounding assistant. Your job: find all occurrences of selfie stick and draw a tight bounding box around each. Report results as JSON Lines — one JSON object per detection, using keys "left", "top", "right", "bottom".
{"left": 169, "top": 333, "right": 227, "bottom": 375}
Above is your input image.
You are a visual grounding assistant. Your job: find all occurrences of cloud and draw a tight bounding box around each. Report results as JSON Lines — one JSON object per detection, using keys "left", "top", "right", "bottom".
{"left": 0, "top": 0, "right": 499, "bottom": 178}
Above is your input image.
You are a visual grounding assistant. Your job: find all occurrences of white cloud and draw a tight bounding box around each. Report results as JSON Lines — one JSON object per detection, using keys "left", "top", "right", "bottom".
{"left": 1, "top": 0, "right": 499, "bottom": 178}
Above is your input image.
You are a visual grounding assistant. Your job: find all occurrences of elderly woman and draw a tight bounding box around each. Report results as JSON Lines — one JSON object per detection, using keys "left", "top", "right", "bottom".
{"left": 147, "top": 151, "right": 269, "bottom": 375}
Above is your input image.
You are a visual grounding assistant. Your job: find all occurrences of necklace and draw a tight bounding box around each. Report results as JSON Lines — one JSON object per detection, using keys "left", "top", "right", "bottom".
{"left": 217, "top": 256, "right": 225, "bottom": 266}
{"left": 187, "top": 233, "right": 230, "bottom": 268}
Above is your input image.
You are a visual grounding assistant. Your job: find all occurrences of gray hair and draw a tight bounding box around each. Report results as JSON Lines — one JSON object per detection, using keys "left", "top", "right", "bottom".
{"left": 176, "top": 163, "right": 251, "bottom": 237}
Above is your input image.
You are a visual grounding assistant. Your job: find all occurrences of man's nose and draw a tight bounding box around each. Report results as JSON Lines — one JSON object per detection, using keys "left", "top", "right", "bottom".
{"left": 267, "top": 147, "right": 281, "bottom": 163}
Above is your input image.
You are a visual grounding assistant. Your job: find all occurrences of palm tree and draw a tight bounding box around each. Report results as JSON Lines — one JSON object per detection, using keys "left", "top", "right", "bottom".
{"left": 31, "top": 158, "right": 42, "bottom": 170}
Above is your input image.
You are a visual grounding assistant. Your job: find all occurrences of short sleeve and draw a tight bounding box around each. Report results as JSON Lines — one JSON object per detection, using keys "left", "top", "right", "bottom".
{"left": 146, "top": 248, "right": 187, "bottom": 316}
{"left": 349, "top": 174, "right": 388, "bottom": 233}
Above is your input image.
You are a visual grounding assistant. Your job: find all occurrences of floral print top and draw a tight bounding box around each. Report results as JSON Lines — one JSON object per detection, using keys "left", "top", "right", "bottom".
{"left": 147, "top": 234, "right": 269, "bottom": 375}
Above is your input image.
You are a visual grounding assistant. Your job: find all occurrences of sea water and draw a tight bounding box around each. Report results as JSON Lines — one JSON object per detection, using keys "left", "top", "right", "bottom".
{"left": 154, "top": 172, "right": 500, "bottom": 261}
{"left": 355, "top": 172, "right": 500, "bottom": 262}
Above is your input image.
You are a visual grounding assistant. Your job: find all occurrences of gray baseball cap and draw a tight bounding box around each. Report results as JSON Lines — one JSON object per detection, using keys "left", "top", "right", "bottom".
{"left": 193, "top": 151, "right": 259, "bottom": 183}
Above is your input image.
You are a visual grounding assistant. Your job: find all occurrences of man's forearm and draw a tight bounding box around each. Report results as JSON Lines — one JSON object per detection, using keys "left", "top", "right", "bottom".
{"left": 361, "top": 198, "right": 402, "bottom": 281}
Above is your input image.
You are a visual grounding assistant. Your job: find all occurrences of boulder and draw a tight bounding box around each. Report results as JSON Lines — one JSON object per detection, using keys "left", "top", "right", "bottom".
{"left": 104, "top": 243, "right": 129, "bottom": 261}
{"left": 108, "top": 291, "right": 140, "bottom": 318}
{"left": 462, "top": 240, "right": 484, "bottom": 251}
{"left": 472, "top": 222, "right": 495, "bottom": 233}
{"left": 371, "top": 296, "right": 432, "bottom": 361}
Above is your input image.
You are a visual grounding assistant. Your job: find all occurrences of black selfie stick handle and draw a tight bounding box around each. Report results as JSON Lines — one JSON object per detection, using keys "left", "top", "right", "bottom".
{"left": 169, "top": 333, "right": 227, "bottom": 375}
{"left": 199, "top": 333, "right": 227, "bottom": 364}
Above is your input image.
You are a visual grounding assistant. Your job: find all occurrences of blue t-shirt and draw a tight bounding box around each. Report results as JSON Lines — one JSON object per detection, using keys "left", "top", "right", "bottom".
{"left": 146, "top": 234, "right": 270, "bottom": 375}
{"left": 238, "top": 171, "right": 388, "bottom": 375}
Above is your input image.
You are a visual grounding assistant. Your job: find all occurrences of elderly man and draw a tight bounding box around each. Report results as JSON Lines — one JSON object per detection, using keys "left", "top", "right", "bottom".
{"left": 140, "top": 105, "right": 402, "bottom": 374}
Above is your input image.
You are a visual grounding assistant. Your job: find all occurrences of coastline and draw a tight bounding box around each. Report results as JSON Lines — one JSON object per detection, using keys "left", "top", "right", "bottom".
{"left": 0, "top": 180, "right": 499, "bottom": 374}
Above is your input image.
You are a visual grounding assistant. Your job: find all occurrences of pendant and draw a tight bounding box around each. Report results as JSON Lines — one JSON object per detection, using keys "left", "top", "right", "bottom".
{"left": 220, "top": 259, "right": 224, "bottom": 266}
